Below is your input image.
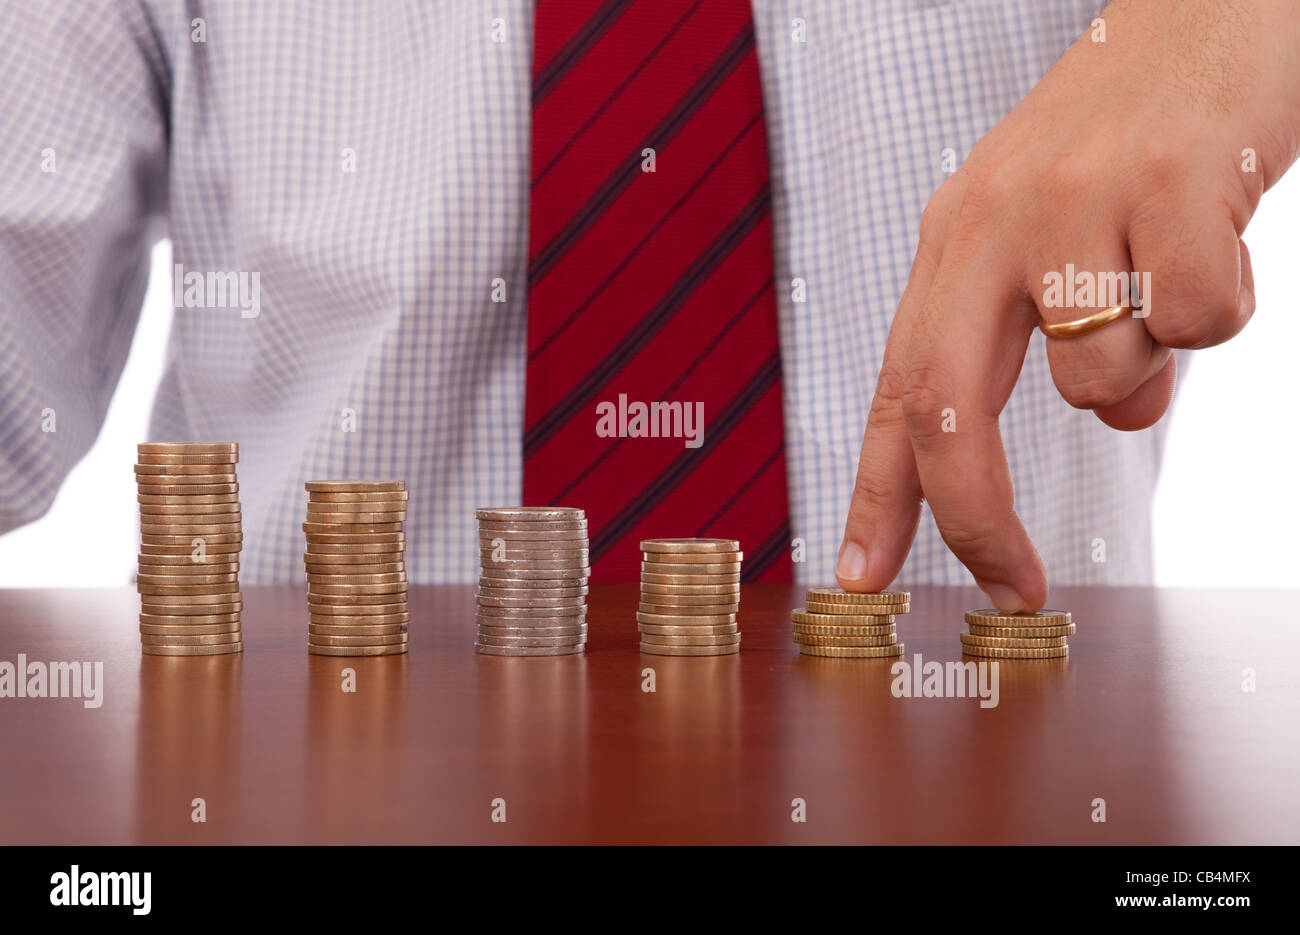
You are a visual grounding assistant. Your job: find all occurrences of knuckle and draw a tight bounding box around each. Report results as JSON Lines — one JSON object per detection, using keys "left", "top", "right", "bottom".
{"left": 899, "top": 362, "right": 955, "bottom": 439}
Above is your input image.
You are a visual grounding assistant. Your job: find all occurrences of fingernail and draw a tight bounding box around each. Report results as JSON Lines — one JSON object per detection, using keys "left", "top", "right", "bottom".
{"left": 836, "top": 541, "right": 869, "bottom": 582}
{"left": 983, "top": 583, "right": 1027, "bottom": 613}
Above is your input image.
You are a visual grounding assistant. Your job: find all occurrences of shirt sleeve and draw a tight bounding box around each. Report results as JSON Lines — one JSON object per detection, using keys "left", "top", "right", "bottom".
{"left": 0, "top": 0, "right": 169, "bottom": 531}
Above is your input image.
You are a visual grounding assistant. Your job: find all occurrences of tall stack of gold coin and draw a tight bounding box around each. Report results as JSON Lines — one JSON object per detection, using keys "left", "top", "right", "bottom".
{"left": 474, "top": 507, "right": 589, "bottom": 656}
{"left": 790, "top": 587, "right": 909, "bottom": 657}
{"left": 960, "top": 609, "right": 1073, "bottom": 659}
{"left": 135, "top": 442, "right": 244, "bottom": 656}
{"left": 303, "top": 481, "right": 410, "bottom": 657}
{"left": 637, "top": 538, "right": 742, "bottom": 656}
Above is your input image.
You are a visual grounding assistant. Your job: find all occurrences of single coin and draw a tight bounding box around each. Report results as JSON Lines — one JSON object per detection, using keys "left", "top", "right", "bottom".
{"left": 640, "top": 582, "right": 740, "bottom": 596}
{"left": 476, "top": 634, "right": 588, "bottom": 648}
{"left": 641, "top": 562, "right": 741, "bottom": 576}
{"left": 303, "top": 547, "right": 404, "bottom": 559}
{"left": 968, "top": 623, "right": 1077, "bottom": 638}
{"left": 798, "top": 643, "right": 904, "bottom": 658}
{"left": 639, "top": 642, "right": 740, "bottom": 656}
{"left": 476, "top": 520, "right": 588, "bottom": 534}
{"left": 141, "top": 642, "right": 242, "bottom": 656}
{"left": 135, "top": 483, "right": 238, "bottom": 496}
{"left": 308, "top": 581, "right": 408, "bottom": 595}
{"left": 305, "top": 562, "right": 405, "bottom": 576}
{"left": 307, "top": 642, "right": 408, "bottom": 656}
{"left": 138, "top": 500, "right": 240, "bottom": 515}
{"left": 304, "top": 511, "right": 406, "bottom": 525}
{"left": 791, "top": 610, "right": 896, "bottom": 626}
{"left": 479, "top": 567, "right": 590, "bottom": 581}
{"left": 308, "top": 491, "right": 409, "bottom": 503}
{"left": 638, "top": 623, "right": 738, "bottom": 636}
{"left": 474, "top": 604, "right": 584, "bottom": 618}
{"left": 960, "top": 644, "right": 1069, "bottom": 659}
{"left": 478, "top": 529, "right": 589, "bottom": 542}
{"left": 306, "top": 500, "right": 409, "bottom": 514}
{"left": 475, "top": 507, "right": 585, "bottom": 523}
{"left": 305, "top": 571, "right": 406, "bottom": 585}
{"left": 477, "top": 624, "right": 588, "bottom": 639}
{"left": 805, "top": 587, "right": 910, "bottom": 606}
{"left": 805, "top": 600, "right": 909, "bottom": 616}
{"left": 137, "top": 492, "right": 240, "bottom": 506}
{"left": 302, "top": 522, "right": 403, "bottom": 536}
{"left": 308, "top": 612, "right": 410, "bottom": 626}
{"left": 793, "top": 633, "right": 900, "bottom": 647}
{"left": 140, "top": 632, "right": 244, "bottom": 646}
{"left": 139, "top": 622, "right": 242, "bottom": 636}
{"left": 308, "top": 632, "right": 409, "bottom": 647}
{"left": 476, "top": 585, "right": 588, "bottom": 599}
{"left": 638, "top": 602, "right": 738, "bottom": 616}
{"left": 641, "top": 538, "right": 740, "bottom": 554}
{"left": 474, "top": 643, "right": 584, "bottom": 656}
{"left": 136, "top": 453, "right": 238, "bottom": 466}
{"left": 639, "top": 633, "right": 740, "bottom": 647}
{"left": 479, "top": 559, "right": 589, "bottom": 572}
{"left": 641, "top": 571, "right": 740, "bottom": 585}
{"left": 140, "top": 524, "right": 242, "bottom": 537}
{"left": 136, "top": 573, "right": 238, "bottom": 586}
{"left": 135, "top": 472, "right": 239, "bottom": 486}
{"left": 137, "top": 584, "right": 239, "bottom": 598}
{"left": 308, "top": 601, "right": 406, "bottom": 616}
{"left": 475, "top": 578, "right": 590, "bottom": 592}
{"left": 307, "top": 593, "right": 409, "bottom": 608}
{"left": 135, "top": 462, "right": 236, "bottom": 475}
{"left": 136, "top": 561, "right": 239, "bottom": 575}
{"left": 475, "top": 614, "right": 587, "bottom": 629}
{"left": 305, "top": 480, "right": 405, "bottom": 493}
{"left": 637, "top": 612, "right": 736, "bottom": 626}
{"left": 637, "top": 592, "right": 740, "bottom": 606}
{"left": 304, "top": 531, "right": 405, "bottom": 545}
{"left": 643, "top": 552, "right": 743, "bottom": 565}
{"left": 963, "top": 609, "right": 1072, "bottom": 627}
{"left": 960, "top": 633, "right": 1069, "bottom": 649}
{"left": 142, "top": 602, "right": 242, "bottom": 616}
{"left": 475, "top": 595, "right": 586, "bottom": 609}
{"left": 139, "top": 539, "right": 241, "bottom": 552}
{"left": 140, "top": 611, "right": 240, "bottom": 626}
{"left": 309, "top": 623, "right": 409, "bottom": 637}
{"left": 138, "top": 442, "right": 237, "bottom": 455}
{"left": 792, "top": 623, "right": 896, "bottom": 637}
{"left": 477, "top": 548, "right": 589, "bottom": 562}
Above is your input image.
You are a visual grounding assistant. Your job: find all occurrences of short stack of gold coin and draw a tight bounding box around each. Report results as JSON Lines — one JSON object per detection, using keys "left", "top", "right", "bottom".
{"left": 303, "top": 481, "right": 409, "bottom": 657}
{"left": 135, "top": 442, "right": 244, "bottom": 656}
{"left": 637, "top": 538, "right": 742, "bottom": 656}
{"left": 475, "top": 507, "right": 589, "bottom": 656}
{"left": 790, "top": 587, "right": 909, "bottom": 657}
{"left": 960, "top": 609, "right": 1073, "bottom": 659}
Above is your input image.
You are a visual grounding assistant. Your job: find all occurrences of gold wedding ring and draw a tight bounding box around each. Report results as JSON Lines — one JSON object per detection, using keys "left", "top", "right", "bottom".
{"left": 1039, "top": 301, "right": 1133, "bottom": 339}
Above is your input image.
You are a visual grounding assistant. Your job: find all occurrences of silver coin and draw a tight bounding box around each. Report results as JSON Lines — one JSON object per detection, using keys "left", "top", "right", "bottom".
{"left": 476, "top": 623, "right": 588, "bottom": 638}
{"left": 642, "top": 551, "right": 742, "bottom": 565}
{"left": 475, "top": 584, "right": 588, "bottom": 599}
{"left": 476, "top": 521, "right": 588, "bottom": 534}
{"left": 475, "top": 604, "right": 585, "bottom": 618}
{"left": 475, "top": 613, "right": 588, "bottom": 628}
{"left": 638, "top": 603, "right": 739, "bottom": 616}
{"left": 475, "top": 643, "right": 585, "bottom": 656}
{"left": 477, "top": 548, "right": 589, "bottom": 562}
{"left": 475, "top": 507, "right": 585, "bottom": 523}
{"left": 636, "top": 612, "right": 737, "bottom": 626}
{"left": 478, "top": 530, "right": 589, "bottom": 543}
{"left": 476, "top": 634, "right": 589, "bottom": 648}
{"left": 638, "top": 622, "right": 738, "bottom": 635}
{"left": 475, "top": 594, "right": 587, "bottom": 609}
{"left": 479, "top": 567, "right": 591, "bottom": 581}
{"left": 638, "top": 641, "right": 740, "bottom": 656}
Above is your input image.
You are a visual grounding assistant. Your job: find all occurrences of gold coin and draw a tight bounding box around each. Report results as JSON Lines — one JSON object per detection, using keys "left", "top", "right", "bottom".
{"left": 138, "top": 508, "right": 242, "bottom": 523}
{"left": 477, "top": 529, "right": 589, "bottom": 542}
{"left": 139, "top": 622, "right": 241, "bottom": 636}
{"left": 474, "top": 644, "right": 584, "bottom": 656}
{"left": 637, "top": 590, "right": 740, "bottom": 605}
{"left": 308, "top": 601, "right": 405, "bottom": 616}
{"left": 137, "top": 492, "right": 240, "bottom": 506}
{"left": 475, "top": 595, "right": 586, "bottom": 609}
{"left": 305, "top": 562, "right": 405, "bottom": 576}
{"left": 135, "top": 483, "right": 238, "bottom": 496}
{"left": 960, "top": 644, "right": 1069, "bottom": 659}
{"left": 793, "top": 633, "right": 899, "bottom": 647}
{"left": 140, "top": 632, "right": 243, "bottom": 646}
{"left": 304, "top": 511, "right": 406, "bottom": 525}
{"left": 479, "top": 567, "right": 590, "bottom": 581}
{"left": 968, "top": 623, "right": 1077, "bottom": 638}
{"left": 305, "top": 500, "right": 409, "bottom": 514}
{"left": 476, "top": 584, "right": 588, "bottom": 599}
{"left": 642, "top": 552, "right": 742, "bottom": 565}
{"left": 805, "top": 587, "right": 910, "bottom": 605}
{"left": 136, "top": 573, "right": 238, "bottom": 586}
{"left": 305, "top": 572, "right": 407, "bottom": 585}
{"left": 308, "top": 581, "right": 408, "bottom": 595}
{"left": 639, "top": 641, "right": 740, "bottom": 656}
{"left": 142, "top": 601, "right": 242, "bottom": 615}
{"left": 140, "top": 536, "right": 241, "bottom": 548}
{"left": 308, "top": 490, "right": 409, "bottom": 503}
{"left": 639, "top": 633, "right": 740, "bottom": 647}
{"left": 308, "top": 632, "right": 409, "bottom": 647}
{"left": 308, "top": 642, "right": 408, "bottom": 656}
{"left": 137, "top": 583, "right": 239, "bottom": 597}
{"left": 477, "top": 624, "right": 588, "bottom": 638}
{"left": 303, "top": 546, "right": 404, "bottom": 559}
{"left": 135, "top": 472, "right": 239, "bottom": 486}
{"left": 307, "top": 593, "right": 409, "bottom": 607}
{"left": 636, "top": 612, "right": 736, "bottom": 626}
{"left": 136, "top": 453, "right": 238, "bottom": 466}
{"left": 805, "top": 600, "right": 909, "bottom": 616}
{"left": 309, "top": 623, "right": 409, "bottom": 637}
{"left": 475, "top": 604, "right": 584, "bottom": 618}
{"left": 960, "top": 633, "right": 1068, "bottom": 649}
{"left": 638, "top": 622, "right": 738, "bottom": 636}
{"left": 308, "top": 612, "right": 410, "bottom": 626}
{"left": 304, "top": 531, "right": 406, "bottom": 545}
{"left": 792, "top": 623, "right": 896, "bottom": 637}
{"left": 641, "top": 571, "right": 740, "bottom": 585}
{"left": 141, "top": 642, "right": 242, "bottom": 656}
{"left": 140, "top": 525, "right": 242, "bottom": 539}
{"left": 302, "top": 522, "right": 403, "bottom": 536}
{"left": 640, "top": 538, "right": 740, "bottom": 554}
{"left": 136, "top": 561, "right": 239, "bottom": 575}
{"left": 135, "top": 461, "right": 236, "bottom": 475}
{"left": 791, "top": 610, "right": 896, "bottom": 626}
{"left": 640, "top": 582, "right": 740, "bottom": 596}
{"left": 475, "top": 634, "right": 588, "bottom": 648}
{"left": 138, "top": 442, "right": 238, "bottom": 455}
{"left": 305, "top": 480, "right": 405, "bottom": 493}
{"left": 963, "top": 609, "right": 1072, "bottom": 627}
{"left": 140, "top": 611, "right": 240, "bottom": 626}
{"left": 641, "top": 562, "right": 740, "bottom": 576}
{"left": 638, "top": 602, "right": 738, "bottom": 616}
{"left": 475, "top": 507, "right": 585, "bottom": 523}
{"left": 798, "top": 643, "right": 904, "bottom": 658}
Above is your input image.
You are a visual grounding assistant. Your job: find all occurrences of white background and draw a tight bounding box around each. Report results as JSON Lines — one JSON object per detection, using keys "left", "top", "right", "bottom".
{"left": 2, "top": 173, "right": 1298, "bottom": 588}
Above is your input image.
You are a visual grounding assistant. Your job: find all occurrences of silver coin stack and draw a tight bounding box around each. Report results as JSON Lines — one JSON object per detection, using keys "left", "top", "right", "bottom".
{"left": 475, "top": 507, "right": 589, "bottom": 656}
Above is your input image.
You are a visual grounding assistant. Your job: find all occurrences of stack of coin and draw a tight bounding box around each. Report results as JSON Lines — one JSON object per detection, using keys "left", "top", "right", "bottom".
{"left": 303, "top": 481, "right": 410, "bottom": 657}
{"left": 135, "top": 442, "right": 243, "bottom": 656}
{"left": 790, "top": 587, "right": 909, "bottom": 657}
{"left": 475, "top": 507, "right": 589, "bottom": 656}
{"left": 960, "top": 609, "right": 1073, "bottom": 659}
{"left": 637, "top": 538, "right": 742, "bottom": 656}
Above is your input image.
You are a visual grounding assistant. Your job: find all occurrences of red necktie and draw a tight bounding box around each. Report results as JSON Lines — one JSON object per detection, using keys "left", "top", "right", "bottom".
{"left": 525, "top": 0, "right": 791, "bottom": 583}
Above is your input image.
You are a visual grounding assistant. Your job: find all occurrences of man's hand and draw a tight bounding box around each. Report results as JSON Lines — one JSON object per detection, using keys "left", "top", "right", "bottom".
{"left": 837, "top": 0, "right": 1300, "bottom": 610}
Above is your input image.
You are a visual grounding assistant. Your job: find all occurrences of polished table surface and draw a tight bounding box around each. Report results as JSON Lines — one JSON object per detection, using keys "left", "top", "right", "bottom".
{"left": 0, "top": 584, "right": 1296, "bottom": 844}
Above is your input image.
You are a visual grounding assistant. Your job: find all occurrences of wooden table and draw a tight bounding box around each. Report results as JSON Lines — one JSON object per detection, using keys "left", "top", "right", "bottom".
{"left": 0, "top": 584, "right": 1295, "bottom": 844}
